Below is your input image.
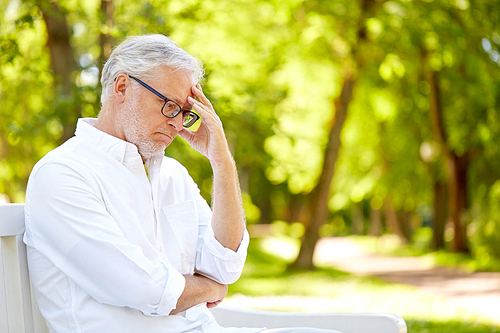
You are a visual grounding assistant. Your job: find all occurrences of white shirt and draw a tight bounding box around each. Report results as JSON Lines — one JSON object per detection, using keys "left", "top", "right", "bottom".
{"left": 24, "top": 118, "right": 256, "bottom": 333}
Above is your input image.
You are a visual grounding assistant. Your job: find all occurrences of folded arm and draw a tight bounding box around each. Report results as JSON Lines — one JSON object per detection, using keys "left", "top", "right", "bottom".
{"left": 170, "top": 273, "right": 227, "bottom": 314}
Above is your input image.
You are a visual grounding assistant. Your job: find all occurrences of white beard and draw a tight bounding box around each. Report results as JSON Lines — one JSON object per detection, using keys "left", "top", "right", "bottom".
{"left": 120, "top": 94, "right": 168, "bottom": 160}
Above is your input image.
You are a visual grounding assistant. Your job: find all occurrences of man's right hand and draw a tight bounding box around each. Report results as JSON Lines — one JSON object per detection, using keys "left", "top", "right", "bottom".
{"left": 169, "top": 273, "right": 228, "bottom": 315}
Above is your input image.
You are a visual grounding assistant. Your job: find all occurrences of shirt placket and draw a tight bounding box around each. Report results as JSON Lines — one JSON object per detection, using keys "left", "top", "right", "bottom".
{"left": 147, "top": 157, "right": 168, "bottom": 255}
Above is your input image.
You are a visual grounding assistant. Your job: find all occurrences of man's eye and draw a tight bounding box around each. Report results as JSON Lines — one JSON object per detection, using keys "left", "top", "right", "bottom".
{"left": 165, "top": 101, "right": 177, "bottom": 109}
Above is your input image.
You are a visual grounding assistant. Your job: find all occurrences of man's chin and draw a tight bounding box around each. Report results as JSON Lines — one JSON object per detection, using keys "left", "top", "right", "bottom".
{"left": 137, "top": 144, "right": 168, "bottom": 160}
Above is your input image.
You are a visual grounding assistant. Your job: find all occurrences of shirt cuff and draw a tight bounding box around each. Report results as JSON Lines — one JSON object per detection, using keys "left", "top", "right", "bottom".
{"left": 154, "top": 265, "right": 186, "bottom": 316}
{"left": 203, "top": 227, "right": 249, "bottom": 272}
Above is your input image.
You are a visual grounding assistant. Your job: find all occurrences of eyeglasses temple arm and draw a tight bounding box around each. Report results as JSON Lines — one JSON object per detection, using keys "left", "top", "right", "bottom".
{"left": 128, "top": 75, "right": 167, "bottom": 100}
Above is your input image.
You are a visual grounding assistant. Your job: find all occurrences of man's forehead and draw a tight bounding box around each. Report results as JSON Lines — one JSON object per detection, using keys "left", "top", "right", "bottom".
{"left": 156, "top": 66, "right": 196, "bottom": 82}
{"left": 149, "top": 66, "right": 197, "bottom": 104}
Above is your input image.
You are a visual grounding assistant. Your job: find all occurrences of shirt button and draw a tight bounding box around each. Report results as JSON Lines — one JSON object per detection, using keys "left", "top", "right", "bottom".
{"left": 135, "top": 165, "right": 139, "bottom": 170}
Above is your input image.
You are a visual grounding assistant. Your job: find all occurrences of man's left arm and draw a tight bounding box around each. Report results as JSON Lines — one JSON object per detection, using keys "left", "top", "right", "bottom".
{"left": 208, "top": 146, "right": 246, "bottom": 251}
{"left": 180, "top": 84, "right": 246, "bottom": 253}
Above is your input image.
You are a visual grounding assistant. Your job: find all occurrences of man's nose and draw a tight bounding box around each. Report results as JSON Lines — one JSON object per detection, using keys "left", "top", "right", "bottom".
{"left": 167, "top": 112, "right": 184, "bottom": 131}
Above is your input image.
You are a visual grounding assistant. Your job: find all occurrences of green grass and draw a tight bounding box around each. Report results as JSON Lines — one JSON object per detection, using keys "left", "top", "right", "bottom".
{"left": 226, "top": 237, "right": 500, "bottom": 333}
{"left": 353, "top": 230, "right": 500, "bottom": 273}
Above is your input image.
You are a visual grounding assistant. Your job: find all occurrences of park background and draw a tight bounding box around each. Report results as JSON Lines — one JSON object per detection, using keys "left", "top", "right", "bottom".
{"left": 1, "top": 0, "right": 500, "bottom": 331}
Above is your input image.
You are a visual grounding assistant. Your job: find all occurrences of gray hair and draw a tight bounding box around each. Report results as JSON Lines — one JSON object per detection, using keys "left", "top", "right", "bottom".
{"left": 100, "top": 34, "right": 205, "bottom": 105}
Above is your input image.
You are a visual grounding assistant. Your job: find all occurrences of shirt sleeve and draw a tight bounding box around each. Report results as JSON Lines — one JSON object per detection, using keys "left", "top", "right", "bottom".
{"left": 159, "top": 157, "right": 250, "bottom": 285}
{"left": 192, "top": 187, "right": 250, "bottom": 285}
{"left": 25, "top": 161, "right": 185, "bottom": 316}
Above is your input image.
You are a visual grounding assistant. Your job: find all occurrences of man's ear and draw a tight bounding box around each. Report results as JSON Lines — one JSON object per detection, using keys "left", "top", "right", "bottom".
{"left": 113, "top": 73, "right": 129, "bottom": 103}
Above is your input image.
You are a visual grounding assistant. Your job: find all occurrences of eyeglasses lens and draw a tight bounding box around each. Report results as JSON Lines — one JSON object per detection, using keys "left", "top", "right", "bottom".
{"left": 162, "top": 101, "right": 179, "bottom": 117}
{"left": 161, "top": 100, "right": 199, "bottom": 128}
{"left": 183, "top": 112, "right": 199, "bottom": 128}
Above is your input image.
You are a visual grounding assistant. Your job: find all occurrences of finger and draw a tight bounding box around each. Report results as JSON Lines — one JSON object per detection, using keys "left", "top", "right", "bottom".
{"left": 206, "top": 300, "right": 222, "bottom": 308}
{"left": 187, "top": 95, "right": 222, "bottom": 128}
{"left": 191, "top": 85, "right": 212, "bottom": 107}
{"left": 188, "top": 96, "right": 215, "bottom": 120}
{"left": 188, "top": 96, "right": 207, "bottom": 115}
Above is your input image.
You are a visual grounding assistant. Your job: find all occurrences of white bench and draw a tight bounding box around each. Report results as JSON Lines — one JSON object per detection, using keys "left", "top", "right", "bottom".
{"left": 0, "top": 203, "right": 407, "bottom": 333}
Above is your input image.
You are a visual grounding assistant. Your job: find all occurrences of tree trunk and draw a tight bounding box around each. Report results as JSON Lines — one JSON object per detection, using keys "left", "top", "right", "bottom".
{"left": 446, "top": 153, "right": 470, "bottom": 253}
{"left": 384, "top": 198, "right": 410, "bottom": 244}
{"left": 94, "top": 0, "right": 115, "bottom": 112}
{"left": 351, "top": 202, "right": 364, "bottom": 235}
{"left": 291, "top": 0, "right": 377, "bottom": 270}
{"left": 292, "top": 73, "right": 355, "bottom": 270}
{"left": 432, "top": 180, "right": 447, "bottom": 250}
{"left": 99, "top": 0, "right": 114, "bottom": 71}
{"left": 369, "top": 207, "right": 382, "bottom": 236}
{"left": 257, "top": 195, "right": 272, "bottom": 225}
{"left": 400, "top": 211, "right": 413, "bottom": 241}
{"left": 423, "top": 51, "right": 470, "bottom": 254}
{"left": 288, "top": 193, "right": 306, "bottom": 223}
{"left": 35, "top": 0, "right": 79, "bottom": 142}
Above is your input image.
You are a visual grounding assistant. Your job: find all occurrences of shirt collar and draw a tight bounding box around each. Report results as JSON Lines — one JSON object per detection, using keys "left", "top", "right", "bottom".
{"left": 74, "top": 118, "right": 163, "bottom": 168}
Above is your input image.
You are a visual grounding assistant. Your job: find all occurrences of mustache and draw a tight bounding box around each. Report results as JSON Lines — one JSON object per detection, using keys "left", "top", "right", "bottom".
{"left": 157, "top": 128, "right": 176, "bottom": 137}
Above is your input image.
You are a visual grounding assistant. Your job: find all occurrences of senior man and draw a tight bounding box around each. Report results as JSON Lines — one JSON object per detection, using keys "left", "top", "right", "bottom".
{"left": 24, "top": 34, "right": 341, "bottom": 333}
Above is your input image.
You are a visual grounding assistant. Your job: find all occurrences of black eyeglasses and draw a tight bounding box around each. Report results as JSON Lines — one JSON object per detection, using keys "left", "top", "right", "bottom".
{"left": 128, "top": 75, "right": 200, "bottom": 128}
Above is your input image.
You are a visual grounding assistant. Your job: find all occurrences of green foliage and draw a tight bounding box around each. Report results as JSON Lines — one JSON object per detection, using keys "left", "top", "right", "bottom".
{"left": 0, "top": 0, "right": 58, "bottom": 201}
{"left": 1, "top": 0, "right": 500, "bottom": 267}
{"left": 470, "top": 180, "right": 500, "bottom": 268}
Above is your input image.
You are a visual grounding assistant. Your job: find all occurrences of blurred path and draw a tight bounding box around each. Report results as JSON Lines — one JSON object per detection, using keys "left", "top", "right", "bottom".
{"left": 314, "top": 237, "right": 500, "bottom": 325}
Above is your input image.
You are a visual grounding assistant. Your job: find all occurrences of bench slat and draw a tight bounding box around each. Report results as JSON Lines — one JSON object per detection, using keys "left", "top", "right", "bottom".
{"left": 210, "top": 306, "right": 407, "bottom": 333}
{"left": 0, "top": 203, "right": 25, "bottom": 237}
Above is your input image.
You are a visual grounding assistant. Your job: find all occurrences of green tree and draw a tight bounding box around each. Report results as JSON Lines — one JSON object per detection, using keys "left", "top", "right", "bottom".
{"left": 392, "top": 0, "right": 500, "bottom": 254}
{"left": 290, "top": 0, "right": 385, "bottom": 269}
